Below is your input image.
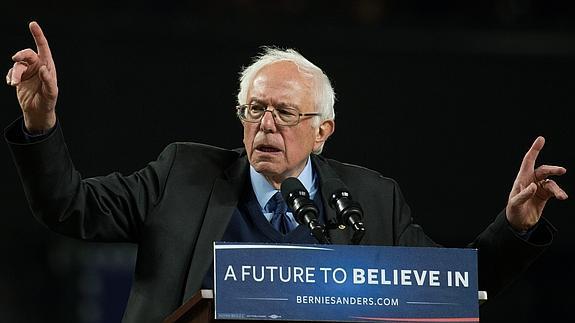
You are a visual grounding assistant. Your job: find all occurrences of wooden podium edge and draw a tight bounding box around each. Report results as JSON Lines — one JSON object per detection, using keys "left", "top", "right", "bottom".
{"left": 163, "top": 289, "right": 214, "bottom": 323}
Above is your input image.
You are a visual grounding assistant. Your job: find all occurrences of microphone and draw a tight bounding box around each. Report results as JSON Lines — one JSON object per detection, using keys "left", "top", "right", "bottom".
{"left": 280, "top": 177, "right": 331, "bottom": 244}
{"left": 323, "top": 178, "right": 366, "bottom": 244}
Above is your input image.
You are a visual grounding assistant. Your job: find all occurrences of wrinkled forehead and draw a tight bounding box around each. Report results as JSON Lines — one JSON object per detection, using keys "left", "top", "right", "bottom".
{"left": 247, "top": 61, "right": 315, "bottom": 106}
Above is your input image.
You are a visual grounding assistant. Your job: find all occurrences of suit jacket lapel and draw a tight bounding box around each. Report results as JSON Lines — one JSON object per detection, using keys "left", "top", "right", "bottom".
{"left": 182, "top": 155, "right": 249, "bottom": 301}
{"left": 311, "top": 155, "right": 354, "bottom": 245}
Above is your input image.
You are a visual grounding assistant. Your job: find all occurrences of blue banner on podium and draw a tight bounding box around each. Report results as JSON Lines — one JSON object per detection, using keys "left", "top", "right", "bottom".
{"left": 214, "top": 242, "right": 478, "bottom": 322}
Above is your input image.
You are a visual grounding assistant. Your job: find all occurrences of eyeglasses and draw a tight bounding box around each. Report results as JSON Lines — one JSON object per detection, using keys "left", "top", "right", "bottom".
{"left": 236, "top": 103, "right": 322, "bottom": 126}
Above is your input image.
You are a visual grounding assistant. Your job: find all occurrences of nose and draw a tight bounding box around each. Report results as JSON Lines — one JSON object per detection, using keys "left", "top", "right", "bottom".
{"left": 259, "top": 108, "right": 277, "bottom": 133}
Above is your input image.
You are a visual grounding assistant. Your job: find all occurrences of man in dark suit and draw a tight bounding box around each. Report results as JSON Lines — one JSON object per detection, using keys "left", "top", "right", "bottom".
{"left": 5, "top": 22, "right": 568, "bottom": 322}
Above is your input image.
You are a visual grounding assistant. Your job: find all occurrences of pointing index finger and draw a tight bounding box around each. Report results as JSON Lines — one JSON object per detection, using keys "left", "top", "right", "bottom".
{"left": 29, "top": 21, "right": 53, "bottom": 63}
{"left": 519, "top": 136, "right": 545, "bottom": 175}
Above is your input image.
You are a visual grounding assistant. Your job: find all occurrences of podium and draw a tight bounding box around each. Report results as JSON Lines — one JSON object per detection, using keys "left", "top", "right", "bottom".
{"left": 165, "top": 243, "right": 484, "bottom": 322}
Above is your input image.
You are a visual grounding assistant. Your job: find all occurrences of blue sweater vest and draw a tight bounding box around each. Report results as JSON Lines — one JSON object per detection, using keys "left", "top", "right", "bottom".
{"left": 201, "top": 184, "right": 326, "bottom": 288}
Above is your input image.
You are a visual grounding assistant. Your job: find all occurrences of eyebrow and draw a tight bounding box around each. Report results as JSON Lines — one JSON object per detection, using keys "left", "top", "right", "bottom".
{"left": 248, "top": 98, "right": 300, "bottom": 110}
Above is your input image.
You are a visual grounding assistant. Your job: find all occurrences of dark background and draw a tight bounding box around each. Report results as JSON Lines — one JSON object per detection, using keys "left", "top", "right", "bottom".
{"left": 1, "top": 1, "right": 573, "bottom": 322}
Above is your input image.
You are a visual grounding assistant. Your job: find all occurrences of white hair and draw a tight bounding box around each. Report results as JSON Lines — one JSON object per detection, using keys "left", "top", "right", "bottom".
{"left": 237, "top": 47, "right": 336, "bottom": 132}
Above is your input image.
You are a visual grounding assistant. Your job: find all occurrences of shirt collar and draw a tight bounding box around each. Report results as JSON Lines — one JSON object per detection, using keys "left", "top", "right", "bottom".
{"left": 250, "top": 156, "right": 317, "bottom": 211}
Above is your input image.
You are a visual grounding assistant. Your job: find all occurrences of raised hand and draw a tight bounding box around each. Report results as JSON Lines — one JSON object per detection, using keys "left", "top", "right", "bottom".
{"left": 6, "top": 21, "right": 58, "bottom": 132}
{"left": 506, "top": 136, "right": 568, "bottom": 232}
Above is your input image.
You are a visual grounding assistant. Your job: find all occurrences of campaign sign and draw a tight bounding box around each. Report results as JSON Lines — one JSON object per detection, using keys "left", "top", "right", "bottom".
{"left": 214, "top": 242, "right": 479, "bottom": 322}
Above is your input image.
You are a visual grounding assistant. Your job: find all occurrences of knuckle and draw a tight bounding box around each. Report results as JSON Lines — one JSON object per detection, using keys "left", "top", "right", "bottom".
{"left": 19, "top": 48, "right": 33, "bottom": 55}
{"left": 548, "top": 179, "right": 557, "bottom": 185}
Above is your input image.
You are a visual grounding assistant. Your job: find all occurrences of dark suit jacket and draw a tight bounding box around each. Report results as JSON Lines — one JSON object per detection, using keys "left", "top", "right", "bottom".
{"left": 5, "top": 119, "right": 555, "bottom": 323}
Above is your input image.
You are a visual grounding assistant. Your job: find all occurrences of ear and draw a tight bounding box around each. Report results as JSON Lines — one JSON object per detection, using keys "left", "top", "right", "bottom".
{"left": 313, "top": 119, "right": 335, "bottom": 152}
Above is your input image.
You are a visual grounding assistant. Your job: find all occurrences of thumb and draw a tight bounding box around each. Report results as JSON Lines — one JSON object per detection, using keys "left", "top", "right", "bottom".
{"left": 38, "top": 65, "right": 58, "bottom": 99}
{"left": 509, "top": 182, "right": 537, "bottom": 207}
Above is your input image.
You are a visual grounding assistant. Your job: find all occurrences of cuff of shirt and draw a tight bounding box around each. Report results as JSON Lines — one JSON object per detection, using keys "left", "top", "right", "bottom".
{"left": 507, "top": 219, "right": 538, "bottom": 241}
{"left": 22, "top": 122, "right": 56, "bottom": 141}
{"left": 4, "top": 117, "right": 57, "bottom": 144}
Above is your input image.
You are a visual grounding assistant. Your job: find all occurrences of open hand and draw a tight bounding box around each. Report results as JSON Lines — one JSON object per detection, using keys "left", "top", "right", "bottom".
{"left": 506, "top": 136, "right": 568, "bottom": 231}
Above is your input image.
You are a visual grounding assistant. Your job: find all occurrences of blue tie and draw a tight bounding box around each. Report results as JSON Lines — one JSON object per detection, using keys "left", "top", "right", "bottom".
{"left": 267, "top": 192, "right": 294, "bottom": 234}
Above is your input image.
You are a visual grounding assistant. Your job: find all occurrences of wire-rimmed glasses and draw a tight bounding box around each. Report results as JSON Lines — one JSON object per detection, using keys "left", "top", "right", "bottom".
{"left": 236, "top": 103, "right": 322, "bottom": 126}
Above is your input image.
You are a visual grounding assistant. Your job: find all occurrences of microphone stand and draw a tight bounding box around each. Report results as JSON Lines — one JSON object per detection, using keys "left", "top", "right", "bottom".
{"left": 307, "top": 219, "right": 331, "bottom": 245}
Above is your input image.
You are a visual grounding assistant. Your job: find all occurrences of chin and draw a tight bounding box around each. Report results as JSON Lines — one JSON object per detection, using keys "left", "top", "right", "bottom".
{"left": 251, "top": 160, "right": 284, "bottom": 177}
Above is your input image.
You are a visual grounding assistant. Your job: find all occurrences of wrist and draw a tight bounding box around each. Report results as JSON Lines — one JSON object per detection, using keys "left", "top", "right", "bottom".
{"left": 505, "top": 213, "right": 537, "bottom": 233}
{"left": 23, "top": 112, "right": 56, "bottom": 134}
